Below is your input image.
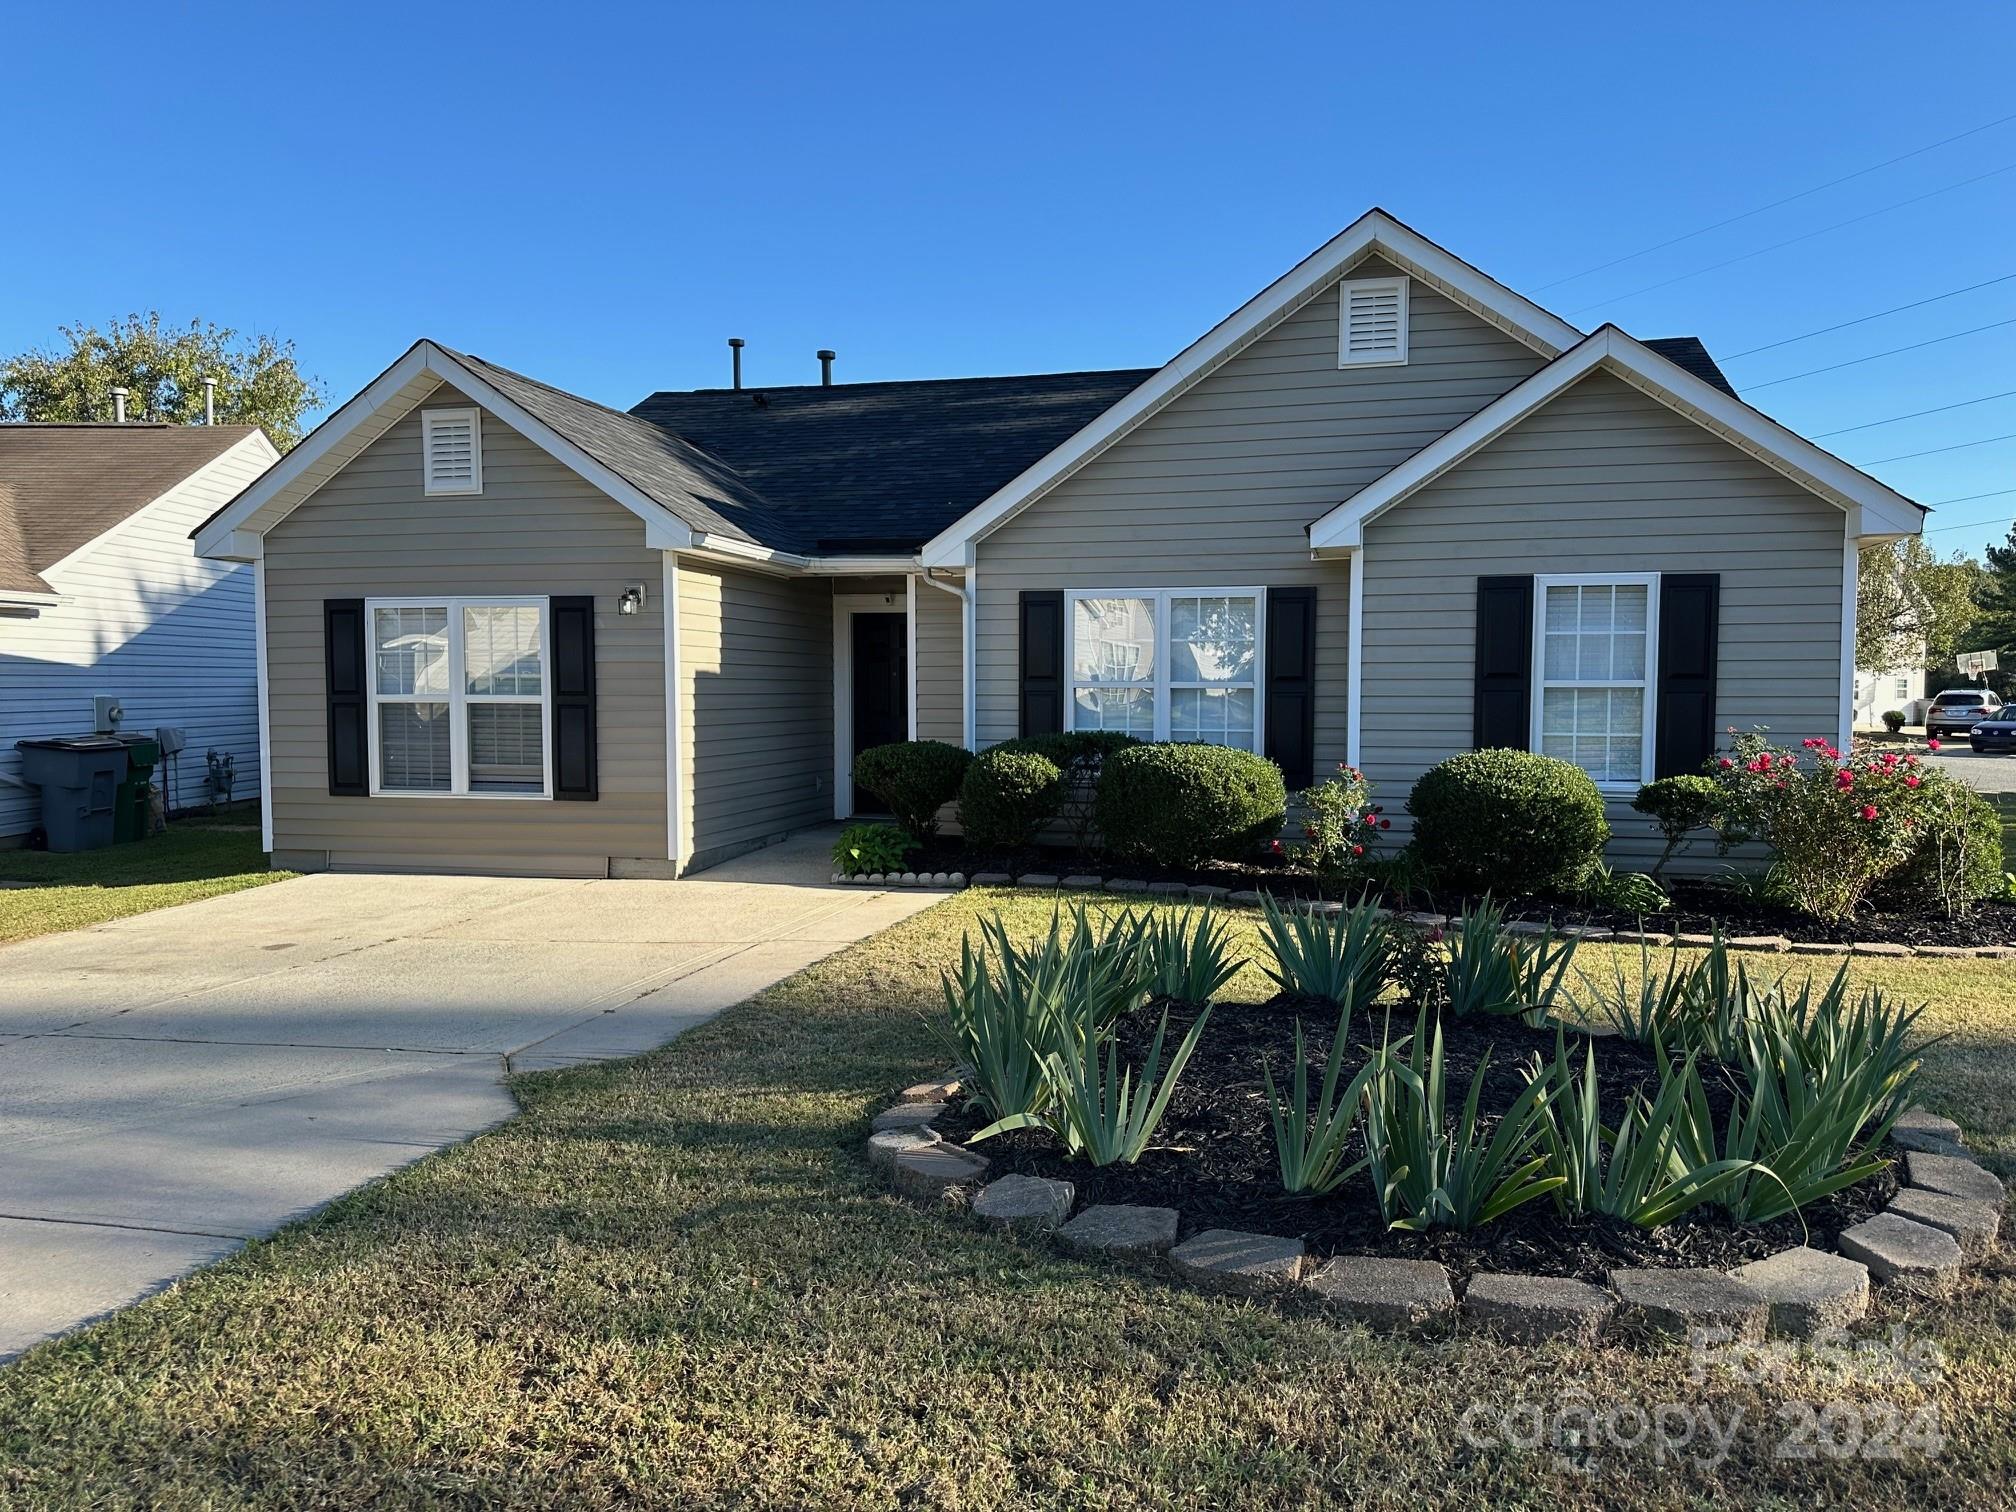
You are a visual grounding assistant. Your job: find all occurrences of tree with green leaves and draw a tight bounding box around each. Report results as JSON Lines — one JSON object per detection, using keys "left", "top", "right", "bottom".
{"left": 0, "top": 313, "right": 327, "bottom": 450}
{"left": 1855, "top": 536, "right": 1981, "bottom": 670}
{"left": 1974, "top": 523, "right": 2016, "bottom": 656}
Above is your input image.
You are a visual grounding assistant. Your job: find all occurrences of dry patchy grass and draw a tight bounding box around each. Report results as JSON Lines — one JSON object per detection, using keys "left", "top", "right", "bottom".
{"left": 0, "top": 827, "right": 292, "bottom": 947}
{"left": 0, "top": 891, "right": 2010, "bottom": 1508}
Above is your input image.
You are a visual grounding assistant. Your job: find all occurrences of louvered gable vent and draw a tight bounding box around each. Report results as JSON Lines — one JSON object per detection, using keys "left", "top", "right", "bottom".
{"left": 422, "top": 407, "right": 482, "bottom": 495}
{"left": 1338, "top": 276, "right": 1409, "bottom": 367}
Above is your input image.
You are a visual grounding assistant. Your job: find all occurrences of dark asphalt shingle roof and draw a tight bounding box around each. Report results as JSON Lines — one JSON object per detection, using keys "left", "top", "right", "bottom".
{"left": 1641, "top": 337, "right": 1738, "bottom": 397}
{"left": 0, "top": 423, "right": 260, "bottom": 595}
{"left": 446, "top": 347, "right": 792, "bottom": 547}
{"left": 629, "top": 369, "right": 1155, "bottom": 553}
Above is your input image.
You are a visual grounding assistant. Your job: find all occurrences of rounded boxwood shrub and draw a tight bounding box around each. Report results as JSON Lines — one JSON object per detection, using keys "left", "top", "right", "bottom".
{"left": 1096, "top": 743, "right": 1287, "bottom": 867}
{"left": 852, "top": 740, "right": 972, "bottom": 840}
{"left": 1407, "top": 748, "right": 1610, "bottom": 894}
{"left": 959, "top": 745, "right": 1064, "bottom": 849}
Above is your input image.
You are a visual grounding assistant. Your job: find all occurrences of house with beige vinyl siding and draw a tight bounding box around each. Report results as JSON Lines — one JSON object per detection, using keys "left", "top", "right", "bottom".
{"left": 193, "top": 209, "right": 1927, "bottom": 878}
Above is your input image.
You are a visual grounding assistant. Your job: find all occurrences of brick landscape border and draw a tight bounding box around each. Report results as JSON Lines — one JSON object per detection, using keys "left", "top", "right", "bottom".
{"left": 829, "top": 869, "right": 2016, "bottom": 959}
{"left": 869, "top": 1077, "right": 2004, "bottom": 1345}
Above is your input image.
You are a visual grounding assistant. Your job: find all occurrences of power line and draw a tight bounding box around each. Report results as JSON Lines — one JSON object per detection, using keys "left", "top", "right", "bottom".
{"left": 1565, "top": 160, "right": 2016, "bottom": 315}
{"left": 1813, "top": 389, "right": 2016, "bottom": 437}
{"left": 1928, "top": 486, "right": 2016, "bottom": 507}
{"left": 1924, "top": 506, "right": 2016, "bottom": 537}
{"left": 1722, "top": 274, "right": 2016, "bottom": 360}
{"left": 1534, "top": 110, "right": 2016, "bottom": 292}
{"left": 1861, "top": 430, "right": 2016, "bottom": 465}
{"left": 1743, "top": 316, "right": 2016, "bottom": 390}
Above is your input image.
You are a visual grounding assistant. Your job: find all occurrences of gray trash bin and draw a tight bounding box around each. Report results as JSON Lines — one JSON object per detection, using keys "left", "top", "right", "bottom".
{"left": 14, "top": 736, "right": 130, "bottom": 852}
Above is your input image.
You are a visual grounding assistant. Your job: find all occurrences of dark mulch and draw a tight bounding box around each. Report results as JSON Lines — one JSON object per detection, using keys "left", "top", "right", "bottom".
{"left": 894, "top": 838, "right": 2016, "bottom": 949}
{"left": 932, "top": 998, "right": 1902, "bottom": 1284}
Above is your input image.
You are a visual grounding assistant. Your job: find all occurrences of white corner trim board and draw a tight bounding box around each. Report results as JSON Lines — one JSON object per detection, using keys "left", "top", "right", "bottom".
{"left": 254, "top": 555, "right": 274, "bottom": 853}
{"left": 917, "top": 208, "right": 1584, "bottom": 569}
{"left": 1308, "top": 326, "right": 1927, "bottom": 553}
{"left": 663, "top": 552, "right": 684, "bottom": 869}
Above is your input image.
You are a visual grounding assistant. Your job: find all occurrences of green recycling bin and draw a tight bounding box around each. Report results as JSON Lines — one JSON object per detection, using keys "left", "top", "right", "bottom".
{"left": 112, "top": 735, "right": 160, "bottom": 843}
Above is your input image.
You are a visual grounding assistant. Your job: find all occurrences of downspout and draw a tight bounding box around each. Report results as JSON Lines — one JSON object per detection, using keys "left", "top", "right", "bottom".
{"left": 921, "top": 568, "right": 975, "bottom": 751}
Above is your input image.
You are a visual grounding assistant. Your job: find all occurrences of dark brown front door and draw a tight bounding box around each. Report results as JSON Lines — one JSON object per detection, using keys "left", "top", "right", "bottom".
{"left": 851, "top": 612, "right": 907, "bottom": 813}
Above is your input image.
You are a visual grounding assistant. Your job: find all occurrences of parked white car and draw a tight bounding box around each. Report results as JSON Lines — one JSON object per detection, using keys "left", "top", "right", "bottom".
{"left": 1925, "top": 687, "right": 2006, "bottom": 741}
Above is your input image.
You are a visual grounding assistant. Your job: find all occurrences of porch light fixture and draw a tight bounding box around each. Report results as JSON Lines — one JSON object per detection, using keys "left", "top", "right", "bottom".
{"left": 618, "top": 584, "right": 647, "bottom": 615}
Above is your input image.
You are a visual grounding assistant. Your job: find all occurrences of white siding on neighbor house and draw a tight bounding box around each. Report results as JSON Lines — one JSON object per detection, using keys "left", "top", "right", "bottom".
{"left": 1359, "top": 368, "right": 1848, "bottom": 869}
{"left": 973, "top": 255, "right": 1547, "bottom": 768}
{"left": 0, "top": 433, "right": 275, "bottom": 840}
{"left": 262, "top": 388, "right": 669, "bottom": 876}
{"left": 675, "top": 558, "right": 832, "bottom": 869}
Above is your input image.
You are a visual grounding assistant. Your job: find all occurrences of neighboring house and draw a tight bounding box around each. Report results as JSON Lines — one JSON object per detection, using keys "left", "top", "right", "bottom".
{"left": 193, "top": 209, "right": 1927, "bottom": 878}
{"left": 1, "top": 423, "right": 279, "bottom": 842}
{"left": 1854, "top": 659, "right": 1926, "bottom": 729}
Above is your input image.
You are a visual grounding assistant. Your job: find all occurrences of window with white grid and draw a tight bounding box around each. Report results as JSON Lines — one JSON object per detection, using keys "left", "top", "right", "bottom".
{"left": 1067, "top": 589, "right": 1263, "bottom": 751}
{"left": 368, "top": 596, "right": 550, "bottom": 797}
{"left": 1533, "top": 576, "right": 1657, "bottom": 789}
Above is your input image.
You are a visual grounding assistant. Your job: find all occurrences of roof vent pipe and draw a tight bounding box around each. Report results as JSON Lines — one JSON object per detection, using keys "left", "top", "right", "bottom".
{"left": 203, "top": 376, "right": 217, "bottom": 425}
{"left": 817, "top": 349, "right": 836, "bottom": 386}
{"left": 111, "top": 387, "right": 128, "bottom": 423}
{"left": 728, "top": 337, "right": 745, "bottom": 389}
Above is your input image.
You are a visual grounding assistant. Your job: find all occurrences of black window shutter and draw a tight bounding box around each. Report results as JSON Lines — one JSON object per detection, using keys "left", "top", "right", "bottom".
{"left": 324, "top": 598, "right": 368, "bottom": 796}
{"left": 1655, "top": 573, "right": 1720, "bottom": 777}
{"left": 1473, "top": 575, "right": 1534, "bottom": 750}
{"left": 1264, "top": 586, "right": 1317, "bottom": 791}
{"left": 1019, "top": 590, "right": 1064, "bottom": 737}
{"left": 550, "top": 595, "right": 598, "bottom": 800}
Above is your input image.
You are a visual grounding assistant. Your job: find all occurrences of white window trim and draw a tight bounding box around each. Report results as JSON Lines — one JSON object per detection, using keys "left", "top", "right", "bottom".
{"left": 1063, "top": 587, "right": 1267, "bottom": 752}
{"left": 1529, "top": 572, "right": 1660, "bottom": 795}
{"left": 1338, "top": 275, "right": 1409, "bottom": 368}
{"left": 421, "top": 406, "right": 483, "bottom": 496}
{"left": 365, "top": 594, "right": 552, "bottom": 800}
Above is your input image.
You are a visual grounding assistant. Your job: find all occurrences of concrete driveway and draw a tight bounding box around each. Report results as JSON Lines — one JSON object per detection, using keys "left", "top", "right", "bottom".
{"left": 0, "top": 829, "right": 941, "bottom": 1361}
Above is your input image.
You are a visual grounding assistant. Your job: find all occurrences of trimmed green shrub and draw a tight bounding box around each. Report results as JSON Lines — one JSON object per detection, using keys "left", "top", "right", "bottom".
{"left": 1883, "top": 773, "right": 2006, "bottom": 914}
{"left": 1407, "top": 749, "right": 1609, "bottom": 894}
{"left": 852, "top": 740, "right": 971, "bottom": 840}
{"left": 995, "top": 731, "right": 1142, "bottom": 851}
{"left": 958, "top": 746, "right": 1064, "bottom": 849}
{"left": 1096, "top": 743, "right": 1287, "bottom": 867}
{"left": 1632, "top": 774, "right": 1723, "bottom": 879}
{"left": 1882, "top": 709, "right": 1907, "bottom": 733}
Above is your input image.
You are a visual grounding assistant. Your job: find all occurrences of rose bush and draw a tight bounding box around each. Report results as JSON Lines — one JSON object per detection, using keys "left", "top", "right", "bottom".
{"left": 1708, "top": 729, "right": 1935, "bottom": 921}
{"left": 1296, "top": 764, "right": 1391, "bottom": 874}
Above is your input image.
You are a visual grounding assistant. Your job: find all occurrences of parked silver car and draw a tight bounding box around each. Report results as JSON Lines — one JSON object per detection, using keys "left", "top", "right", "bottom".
{"left": 1926, "top": 687, "right": 2005, "bottom": 741}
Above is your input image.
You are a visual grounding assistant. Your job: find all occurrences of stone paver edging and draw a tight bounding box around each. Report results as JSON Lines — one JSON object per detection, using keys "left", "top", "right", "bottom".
{"left": 826, "top": 870, "right": 2015, "bottom": 956}
{"left": 866, "top": 1083, "right": 2002, "bottom": 1348}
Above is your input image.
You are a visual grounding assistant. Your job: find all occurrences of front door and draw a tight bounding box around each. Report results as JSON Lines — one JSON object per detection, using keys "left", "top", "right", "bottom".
{"left": 851, "top": 612, "right": 907, "bottom": 813}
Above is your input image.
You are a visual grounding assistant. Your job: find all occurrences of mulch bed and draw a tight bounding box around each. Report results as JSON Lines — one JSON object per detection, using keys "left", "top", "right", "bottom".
{"left": 932, "top": 998, "right": 1902, "bottom": 1285}
{"left": 894, "top": 839, "right": 2016, "bottom": 949}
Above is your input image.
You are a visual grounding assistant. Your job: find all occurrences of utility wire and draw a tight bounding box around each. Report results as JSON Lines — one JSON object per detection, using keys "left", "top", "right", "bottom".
{"left": 1534, "top": 110, "right": 2016, "bottom": 292}
{"left": 1861, "top": 430, "right": 2016, "bottom": 465}
{"left": 1742, "top": 316, "right": 2016, "bottom": 390}
{"left": 1722, "top": 274, "right": 2016, "bottom": 360}
{"left": 1813, "top": 389, "right": 2016, "bottom": 437}
{"left": 1565, "top": 160, "right": 2016, "bottom": 315}
{"left": 1928, "top": 486, "right": 2016, "bottom": 507}
{"left": 1925, "top": 507, "right": 2016, "bottom": 537}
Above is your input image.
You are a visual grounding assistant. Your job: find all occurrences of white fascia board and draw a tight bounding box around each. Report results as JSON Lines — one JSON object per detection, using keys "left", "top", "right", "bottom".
{"left": 918, "top": 209, "right": 1584, "bottom": 568}
{"left": 0, "top": 589, "right": 63, "bottom": 608}
{"left": 1308, "top": 327, "right": 1929, "bottom": 551}
{"left": 193, "top": 340, "right": 700, "bottom": 560}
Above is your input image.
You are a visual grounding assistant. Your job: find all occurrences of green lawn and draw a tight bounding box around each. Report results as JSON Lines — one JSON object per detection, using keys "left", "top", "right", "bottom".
{"left": 0, "top": 820, "right": 292, "bottom": 946}
{"left": 0, "top": 893, "right": 2010, "bottom": 1507}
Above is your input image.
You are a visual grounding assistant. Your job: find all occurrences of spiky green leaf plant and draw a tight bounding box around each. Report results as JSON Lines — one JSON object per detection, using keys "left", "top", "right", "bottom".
{"left": 1262, "top": 984, "right": 1382, "bottom": 1195}
{"left": 1139, "top": 904, "right": 1245, "bottom": 1006}
{"left": 1257, "top": 893, "right": 1390, "bottom": 1006}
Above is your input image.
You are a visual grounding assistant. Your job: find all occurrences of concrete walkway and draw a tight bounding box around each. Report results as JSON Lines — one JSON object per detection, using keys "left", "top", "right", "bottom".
{"left": 0, "top": 830, "right": 941, "bottom": 1361}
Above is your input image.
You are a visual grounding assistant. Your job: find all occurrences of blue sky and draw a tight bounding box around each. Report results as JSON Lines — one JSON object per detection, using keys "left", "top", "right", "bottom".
{"left": 9, "top": 2, "right": 2015, "bottom": 554}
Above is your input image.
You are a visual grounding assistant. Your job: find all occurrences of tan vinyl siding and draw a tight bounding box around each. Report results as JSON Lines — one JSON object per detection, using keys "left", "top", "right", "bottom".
{"left": 1360, "top": 369, "right": 1847, "bottom": 870}
{"left": 913, "top": 575, "right": 964, "bottom": 743}
{"left": 263, "top": 388, "right": 667, "bottom": 875}
{"left": 676, "top": 559, "right": 832, "bottom": 868}
{"left": 975, "top": 256, "right": 1545, "bottom": 762}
